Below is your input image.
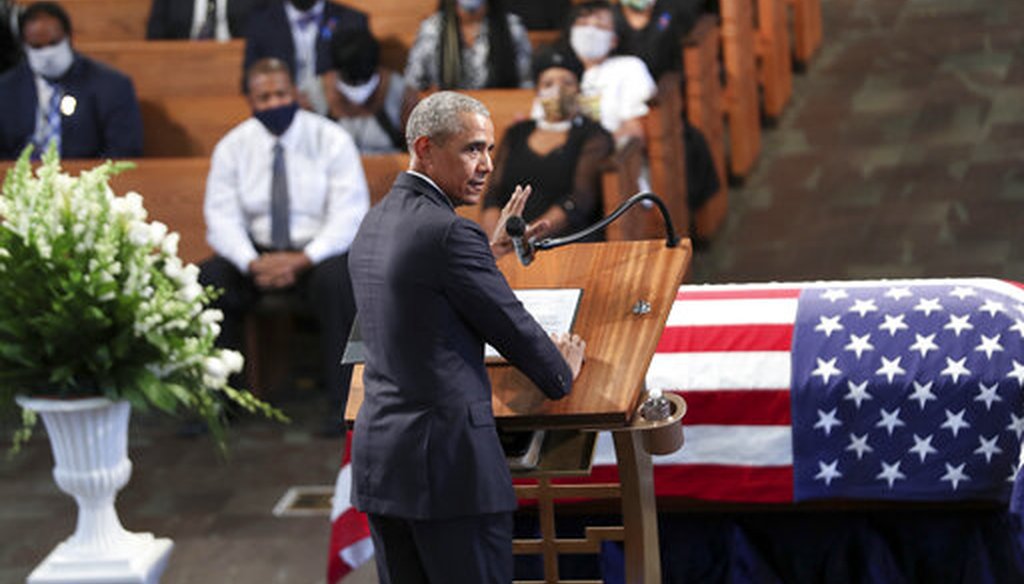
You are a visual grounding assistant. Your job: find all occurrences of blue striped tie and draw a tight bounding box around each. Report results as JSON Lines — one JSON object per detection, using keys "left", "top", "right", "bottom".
{"left": 34, "top": 81, "right": 62, "bottom": 156}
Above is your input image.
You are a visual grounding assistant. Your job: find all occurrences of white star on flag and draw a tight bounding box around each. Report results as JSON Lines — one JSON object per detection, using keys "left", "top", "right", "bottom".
{"left": 949, "top": 286, "right": 976, "bottom": 299}
{"left": 878, "top": 314, "right": 909, "bottom": 336}
{"left": 908, "top": 380, "right": 936, "bottom": 409}
{"left": 811, "top": 357, "right": 841, "bottom": 384}
{"left": 1011, "top": 319, "right": 1024, "bottom": 338}
{"left": 1007, "top": 360, "right": 1024, "bottom": 387}
{"left": 814, "top": 315, "right": 844, "bottom": 337}
{"left": 974, "top": 435, "right": 1003, "bottom": 463}
{"left": 913, "top": 297, "right": 943, "bottom": 317}
{"left": 940, "top": 356, "right": 971, "bottom": 384}
{"left": 814, "top": 460, "right": 842, "bottom": 486}
{"left": 849, "top": 298, "right": 878, "bottom": 317}
{"left": 908, "top": 333, "right": 939, "bottom": 357}
{"left": 843, "top": 380, "right": 872, "bottom": 408}
{"left": 909, "top": 434, "right": 938, "bottom": 462}
{"left": 846, "top": 433, "right": 873, "bottom": 460}
{"left": 944, "top": 313, "right": 974, "bottom": 336}
{"left": 979, "top": 299, "right": 1005, "bottom": 317}
{"left": 1007, "top": 412, "right": 1024, "bottom": 439}
{"left": 821, "top": 289, "right": 848, "bottom": 302}
{"left": 876, "top": 408, "right": 905, "bottom": 436}
{"left": 973, "top": 383, "right": 1002, "bottom": 410}
{"left": 844, "top": 333, "right": 874, "bottom": 359}
{"left": 941, "top": 409, "right": 970, "bottom": 437}
{"left": 975, "top": 334, "right": 1004, "bottom": 359}
{"left": 941, "top": 463, "right": 970, "bottom": 490}
{"left": 814, "top": 408, "right": 842, "bottom": 435}
{"left": 884, "top": 287, "right": 913, "bottom": 300}
{"left": 876, "top": 356, "right": 905, "bottom": 383}
{"left": 877, "top": 461, "right": 906, "bottom": 488}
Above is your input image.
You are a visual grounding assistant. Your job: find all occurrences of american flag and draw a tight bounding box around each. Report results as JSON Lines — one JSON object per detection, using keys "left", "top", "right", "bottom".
{"left": 327, "top": 278, "right": 1024, "bottom": 582}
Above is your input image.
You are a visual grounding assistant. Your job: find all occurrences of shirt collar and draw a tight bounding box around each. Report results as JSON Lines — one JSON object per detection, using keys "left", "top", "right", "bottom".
{"left": 405, "top": 170, "right": 454, "bottom": 210}
{"left": 284, "top": 1, "right": 324, "bottom": 28}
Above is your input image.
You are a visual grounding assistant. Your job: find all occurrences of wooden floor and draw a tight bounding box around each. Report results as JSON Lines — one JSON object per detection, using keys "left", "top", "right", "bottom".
{"left": 2, "top": 0, "right": 1024, "bottom": 582}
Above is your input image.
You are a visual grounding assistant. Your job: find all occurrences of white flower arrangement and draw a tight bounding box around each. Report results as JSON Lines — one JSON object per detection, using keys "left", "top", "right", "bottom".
{"left": 1, "top": 148, "right": 284, "bottom": 451}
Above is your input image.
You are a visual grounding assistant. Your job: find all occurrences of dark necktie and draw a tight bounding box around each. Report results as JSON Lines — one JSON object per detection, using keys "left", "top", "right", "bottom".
{"left": 197, "top": 0, "right": 217, "bottom": 39}
{"left": 270, "top": 142, "right": 292, "bottom": 250}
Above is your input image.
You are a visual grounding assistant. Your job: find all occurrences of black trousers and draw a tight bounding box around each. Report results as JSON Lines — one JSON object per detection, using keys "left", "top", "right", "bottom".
{"left": 367, "top": 511, "right": 514, "bottom": 584}
{"left": 198, "top": 253, "right": 355, "bottom": 420}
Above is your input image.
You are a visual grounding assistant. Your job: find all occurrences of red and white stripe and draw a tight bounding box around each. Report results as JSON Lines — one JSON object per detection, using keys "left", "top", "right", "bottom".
{"left": 588, "top": 284, "right": 801, "bottom": 503}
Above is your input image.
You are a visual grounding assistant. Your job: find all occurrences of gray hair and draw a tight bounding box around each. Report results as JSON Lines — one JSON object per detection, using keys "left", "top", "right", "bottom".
{"left": 405, "top": 91, "right": 491, "bottom": 152}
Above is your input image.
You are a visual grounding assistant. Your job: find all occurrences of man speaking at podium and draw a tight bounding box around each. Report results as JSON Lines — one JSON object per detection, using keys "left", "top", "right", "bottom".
{"left": 347, "top": 91, "right": 586, "bottom": 584}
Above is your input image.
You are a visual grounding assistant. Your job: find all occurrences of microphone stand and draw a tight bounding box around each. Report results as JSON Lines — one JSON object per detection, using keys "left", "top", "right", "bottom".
{"left": 533, "top": 192, "right": 680, "bottom": 252}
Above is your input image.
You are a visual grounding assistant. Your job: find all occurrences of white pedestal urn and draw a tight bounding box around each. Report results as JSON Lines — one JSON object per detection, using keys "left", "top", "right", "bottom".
{"left": 16, "top": 396, "right": 174, "bottom": 584}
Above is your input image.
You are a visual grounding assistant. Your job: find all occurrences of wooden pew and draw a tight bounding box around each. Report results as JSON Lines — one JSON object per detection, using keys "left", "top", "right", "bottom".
{"left": 788, "top": 0, "right": 823, "bottom": 65}
{"left": 15, "top": 0, "right": 150, "bottom": 42}
{"left": 755, "top": 0, "right": 794, "bottom": 119}
{"left": 76, "top": 40, "right": 244, "bottom": 98}
{"left": 139, "top": 95, "right": 250, "bottom": 157}
{"left": 718, "top": 0, "right": 762, "bottom": 178}
{"left": 682, "top": 15, "right": 728, "bottom": 242}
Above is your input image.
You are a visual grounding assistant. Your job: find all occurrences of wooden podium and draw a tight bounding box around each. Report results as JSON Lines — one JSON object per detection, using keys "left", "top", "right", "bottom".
{"left": 346, "top": 238, "right": 692, "bottom": 584}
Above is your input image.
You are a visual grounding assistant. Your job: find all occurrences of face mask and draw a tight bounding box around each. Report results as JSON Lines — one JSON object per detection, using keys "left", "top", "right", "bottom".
{"left": 570, "top": 25, "right": 614, "bottom": 62}
{"left": 290, "top": 0, "right": 317, "bottom": 11}
{"left": 253, "top": 101, "right": 299, "bottom": 136}
{"left": 456, "top": 0, "right": 485, "bottom": 12}
{"left": 621, "top": 0, "right": 655, "bottom": 9}
{"left": 25, "top": 38, "right": 74, "bottom": 80}
{"left": 336, "top": 72, "right": 380, "bottom": 105}
{"left": 537, "top": 86, "right": 577, "bottom": 122}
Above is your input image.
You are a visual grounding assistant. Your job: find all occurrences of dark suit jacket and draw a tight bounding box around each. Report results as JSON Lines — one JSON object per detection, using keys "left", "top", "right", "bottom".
{"left": 242, "top": 1, "right": 368, "bottom": 80}
{"left": 0, "top": 57, "right": 143, "bottom": 160}
{"left": 349, "top": 172, "right": 573, "bottom": 520}
{"left": 146, "top": 0, "right": 268, "bottom": 39}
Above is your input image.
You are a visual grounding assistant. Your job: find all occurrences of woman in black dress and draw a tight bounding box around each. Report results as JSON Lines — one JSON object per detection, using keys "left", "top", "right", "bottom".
{"left": 481, "top": 45, "right": 614, "bottom": 240}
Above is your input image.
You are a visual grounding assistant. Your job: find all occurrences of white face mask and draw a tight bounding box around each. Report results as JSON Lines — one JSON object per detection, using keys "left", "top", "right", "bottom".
{"left": 336, "top": 72, "right": 380, "bottom": 105}
{"left": 621, "top": 0, "right": 655, "bottom": 10}
{"left": 25, "top": 39, "right": 74, "bottom": 80}
{"left": 570, "top": 25, "right": 614, "bottom": 62}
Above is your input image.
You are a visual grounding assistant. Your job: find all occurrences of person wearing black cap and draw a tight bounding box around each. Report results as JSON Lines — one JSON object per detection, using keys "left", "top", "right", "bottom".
{"left": 325, "top": 28, "right": 416, "bottom": 153}
{"left": 480, "top": 44, "right": 613, "bottom": 241}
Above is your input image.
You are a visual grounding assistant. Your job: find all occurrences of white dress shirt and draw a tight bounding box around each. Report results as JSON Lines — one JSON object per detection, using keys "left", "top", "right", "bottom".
{"left": 190, "top": 0, "right": 230, "bottom": 41}
{"left": 284, "top": 0, "right": 327, "bottom": 114}
{"left": 204, "top": 109, "right": 370, "bottom": 272}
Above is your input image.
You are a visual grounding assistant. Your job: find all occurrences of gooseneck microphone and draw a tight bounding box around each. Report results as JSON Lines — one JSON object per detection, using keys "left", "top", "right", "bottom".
{"left": 504, "top": 215, "right": 534, "bottom": 266}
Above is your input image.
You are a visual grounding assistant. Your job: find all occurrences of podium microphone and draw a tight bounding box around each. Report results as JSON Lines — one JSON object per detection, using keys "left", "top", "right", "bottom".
{"left": 505, "top": 215, "right": 534, "bottom": 266}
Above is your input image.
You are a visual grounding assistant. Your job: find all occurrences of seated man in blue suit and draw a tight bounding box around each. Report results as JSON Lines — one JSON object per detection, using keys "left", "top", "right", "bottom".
{"left": 146, "top": 0, "right": 268, "bottom": 41}
{"left": 243, "top": 0, "right": 368, "bottom": 115}
{"left": 0, "top": 1, "right": 143, "bottom": 160}
{"left": 348, "top": 91, "right": 587, "bottom": 584}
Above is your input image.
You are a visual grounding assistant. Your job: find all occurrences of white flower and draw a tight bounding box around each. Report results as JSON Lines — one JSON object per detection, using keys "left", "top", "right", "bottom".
{"left": 163, "top": 258, "right": 184, "bottom": 282}
{"left": 161, "top": 232, "right": 179, "bottom": 256}
{"left": 179, "top": 282, "right": 203, "bottom": 303}
{"left": 200, "top": 309, "right": 224, "bottom": 325}
{"left": 149, "top": 221, "right": 168, "bottom": 245}
{"left": 220, "top": 350, "right": 244, "bottom": 374}
{"left": 203, "top": 356, "right": 229, "bottom": 383}
{"left": 127, "top": 221, "right": 151, "bottom": 246}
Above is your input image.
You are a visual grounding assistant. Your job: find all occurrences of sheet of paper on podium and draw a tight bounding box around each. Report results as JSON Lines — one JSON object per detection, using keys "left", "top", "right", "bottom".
{"left": 485, "top": 288, "right": 582, "bottom": 362}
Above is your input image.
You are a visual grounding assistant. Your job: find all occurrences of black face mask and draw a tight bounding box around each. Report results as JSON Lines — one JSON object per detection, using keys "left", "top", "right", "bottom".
{"left": 253, "top": 102, "right": 299, "bottom": 136}
{"left": 289, "top": 0, "right": 317, "bottom": 11}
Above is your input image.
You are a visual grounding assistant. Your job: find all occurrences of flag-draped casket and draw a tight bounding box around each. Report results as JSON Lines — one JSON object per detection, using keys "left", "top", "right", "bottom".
{"left": 328, "top": 278, "right": 1024, "bottom": 582}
